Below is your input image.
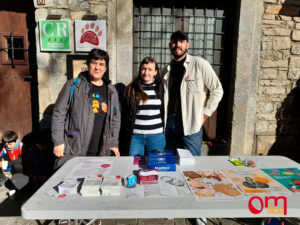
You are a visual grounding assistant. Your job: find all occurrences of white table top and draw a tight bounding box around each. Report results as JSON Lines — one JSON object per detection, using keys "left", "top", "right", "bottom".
{"left": 21, "top": 156, "right": 300, "bottom": 219}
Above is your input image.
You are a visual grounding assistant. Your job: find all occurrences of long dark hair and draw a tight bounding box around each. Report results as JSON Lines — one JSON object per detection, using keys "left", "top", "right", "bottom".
{"left": 126, "top": 57, "right": 160, "bottom": 104}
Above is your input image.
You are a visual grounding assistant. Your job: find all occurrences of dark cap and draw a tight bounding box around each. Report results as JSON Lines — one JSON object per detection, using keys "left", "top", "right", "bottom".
{"left": 170, "top": 30, "right": 188, "bottom": 42}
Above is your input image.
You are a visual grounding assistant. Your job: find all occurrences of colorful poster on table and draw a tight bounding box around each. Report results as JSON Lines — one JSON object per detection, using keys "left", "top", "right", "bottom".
{"left": 182, "top": 170, "right": 243, "bottom": 200}
{"left": 261, "top": 168, "right": 300, "bottom": 193}
{"left": 39, "top": 20, "right": 71, "bottom": 51}
{"left": 223, "top": 169, "right": 290, "bottom": 195}
{"left": 75, "top": 20, "right": 106, "bottom": 52}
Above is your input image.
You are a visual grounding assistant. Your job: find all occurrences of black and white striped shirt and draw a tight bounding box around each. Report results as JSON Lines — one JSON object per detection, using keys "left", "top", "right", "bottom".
{"left": 133, "top": 81, "right": 163, "bottom": 134}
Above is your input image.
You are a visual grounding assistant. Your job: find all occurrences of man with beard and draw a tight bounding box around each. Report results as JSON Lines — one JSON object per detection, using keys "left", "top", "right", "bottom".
{"left": 161, "top": 30, "right": 223, "bottom": 156}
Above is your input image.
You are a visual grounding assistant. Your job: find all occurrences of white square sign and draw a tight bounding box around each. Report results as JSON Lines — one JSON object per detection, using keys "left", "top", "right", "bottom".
{"left": 75, "top": 20, "right": 106, "bottom": 52}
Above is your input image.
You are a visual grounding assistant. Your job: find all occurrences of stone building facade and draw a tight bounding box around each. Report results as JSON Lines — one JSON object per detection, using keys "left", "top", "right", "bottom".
{"left": 29, "top": 0, "right": 300, "bottom": 156}
{"left": 34, "top": 0, "right": 133, "bottom": 116}
{"left": 255, "top": 0, "right": 300, "bottom": 155}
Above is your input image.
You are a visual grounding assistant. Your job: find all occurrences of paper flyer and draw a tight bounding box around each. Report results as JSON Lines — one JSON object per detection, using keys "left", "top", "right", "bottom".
{"left": 182, "top": 170, "right": 243, "bottom": 200}
{"left": 223, "top": 169, "right": 290, "bottom": 195}
{"left": 261, "top": 168, "right": 300, "bottom": 193}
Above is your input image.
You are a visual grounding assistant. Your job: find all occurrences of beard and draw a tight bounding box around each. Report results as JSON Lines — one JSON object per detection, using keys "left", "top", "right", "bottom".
{"left": 171, "top": 47, "right": 188, "bottom": 59}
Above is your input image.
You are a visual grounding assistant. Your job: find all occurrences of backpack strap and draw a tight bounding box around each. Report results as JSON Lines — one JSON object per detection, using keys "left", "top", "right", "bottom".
{"left": 69, "top": 78, "right": 81, "bottom": 104}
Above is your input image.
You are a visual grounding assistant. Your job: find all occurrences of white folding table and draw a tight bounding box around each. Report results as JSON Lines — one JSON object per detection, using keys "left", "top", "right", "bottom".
{"left": 21, "top": 156, "right": 300, "bottom": 220}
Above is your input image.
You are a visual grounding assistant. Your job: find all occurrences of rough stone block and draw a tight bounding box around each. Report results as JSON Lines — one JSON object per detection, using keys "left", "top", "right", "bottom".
{"left": 70, "top": 11, "right": 86, "bottom": 20}
{"left": 68, "top": 0, "right": 80, "bottom": 10}
{"left": 50, "top": 83, "right": 64, "bottom": 102}
{"left": 58, "top": 0, "right": 68, "bottom": 8}
{"left": 292, "top": 29, "right": 300, "bottom": 41}
{"left": 49, "top": 9, "right": 70, "bottom": 19}
{"left": 256, "top": 136, "right": 276, "bottom": 155}
{"left": 278, "top": 70, "right": 288, "bottom": 79}
{"left": 294, "top": 17, "right": 300, "bottom": 22}
{"left": 260, "top": 50, "right": 282, "bottom": 60}
{"left": 37, "top": 52, "right": 51, "bottom": 68}
{"left": 296, "top": 23, "right": 300, "bottom": 29}
{"left": 257, "top": 113, "right": 276, "bottom": 121}
{"left": 272, "top": 37, "right": 290, "bottom": 49}
{"left": 35, "top": 8, "right": 49, "bottom": 21}
{"left": 264, "top": 0, "right": 277, "bottom": 3}
{"left": 278, "top": 15, "right": 293, "bottom": 21}
{"left": 261, "top": 59, "right": 288, "bottom": 68}
{"left": 261, "top": 68, "right": 277, "bottom": 79}
{"left": 268, "top": 122, "right": 277, "bottom": 133}
{"left": 80, "top": 1, "right": 89, "bottom": 10}
{"left": 282, "top": 50, "right": 290, "bottom": 60}
{"left": 262, "top": 27, "right": 291, "bottom": 36}
{"left": 265, "top": 5, "right": 283, "bottom": 14}
{"left": 263, "top": 14, "right": 276, "bottom": 20}
{"left": 289, "top": 56, "right": 300, "bottom": 68}
{"left": 39, "top": 85, "right": 53, "bottom": 113}
{"left": 261, "top": 41, "right": 273, "bottom": 50}
{"left": 258, "top": 102, "right": 274, "bottom": 113}
{"left": 88, "top": 0, "right": 107, "bottom": 3}
{"left": 256, "top": 121, "right": 269, "bottom": 133}
{"left": 258, "top": 95, "right": 284, "bottom": 102}
{"left": 288, "top": 69, "right": 300, "bottom": 79}
{"left": 262, "top": 86, "right": 286, "bottom": 95}
{"left": 38, "top": 69, "right": 51, "bottom": 84}
{"left": 90, "top": 4, "right": 107, "bottom": 16}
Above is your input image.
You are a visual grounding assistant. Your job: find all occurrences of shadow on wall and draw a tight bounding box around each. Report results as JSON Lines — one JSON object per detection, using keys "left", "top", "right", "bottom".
{"left": 268, "top": 79, "right": 300, "bottom": 163}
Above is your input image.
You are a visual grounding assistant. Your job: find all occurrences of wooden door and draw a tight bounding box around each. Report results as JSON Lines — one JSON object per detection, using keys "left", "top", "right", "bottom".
{"left": 0, "top": 11, "right": 32, "bottom": 139}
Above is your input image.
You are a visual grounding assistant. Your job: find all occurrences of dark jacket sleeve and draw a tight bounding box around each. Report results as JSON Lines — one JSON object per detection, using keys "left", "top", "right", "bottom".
{"left": 109, "top": 86, "right": 121, "bottom": 148}
{"left": 51, "top": 80, "right": 73, "bottom": 146}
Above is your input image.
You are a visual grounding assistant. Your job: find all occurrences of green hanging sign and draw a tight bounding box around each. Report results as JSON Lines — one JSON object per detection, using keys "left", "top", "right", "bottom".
{"left": 39, "top": 20, "right": 71, "bottom": 51}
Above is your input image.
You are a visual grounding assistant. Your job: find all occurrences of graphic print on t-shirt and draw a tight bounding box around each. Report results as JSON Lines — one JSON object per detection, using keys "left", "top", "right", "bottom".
{"left": 89, "top": 92, "right": 107, "bottom": 114}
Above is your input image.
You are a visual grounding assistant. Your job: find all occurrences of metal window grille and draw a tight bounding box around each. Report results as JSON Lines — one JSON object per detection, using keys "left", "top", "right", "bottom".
{"left": 133, "top": 6, "right": 225, "bottom": 78}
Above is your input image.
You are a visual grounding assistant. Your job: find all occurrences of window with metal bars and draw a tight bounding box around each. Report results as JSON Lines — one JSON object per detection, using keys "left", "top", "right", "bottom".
{"left": 133, "top": 5, "right": 225, "bottom": 78}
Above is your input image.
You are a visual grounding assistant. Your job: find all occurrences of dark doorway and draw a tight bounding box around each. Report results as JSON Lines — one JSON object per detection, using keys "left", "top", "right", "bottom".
{"left": 0, "top": 0, "right": 38, "bottom": 139}
{"left": 133, "top": 0, "right": 238, "bottom": 141}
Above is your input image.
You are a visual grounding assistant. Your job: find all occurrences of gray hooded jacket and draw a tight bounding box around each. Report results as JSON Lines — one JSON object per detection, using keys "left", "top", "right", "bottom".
{"left": 51, "top": 72, "right": 120, "bottom": 168}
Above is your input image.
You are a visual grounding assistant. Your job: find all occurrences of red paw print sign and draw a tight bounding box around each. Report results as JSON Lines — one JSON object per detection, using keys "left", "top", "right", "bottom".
{"left": 75, "top": 20, "right": 106, "bottom": 52}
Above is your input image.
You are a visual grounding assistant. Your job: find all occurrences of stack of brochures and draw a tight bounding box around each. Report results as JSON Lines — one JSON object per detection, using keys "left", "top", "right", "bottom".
{"left": 101, "top": 176, "right": 122, "bottom": 196}
{"left": 177, "top": 148, "right": 195, "bottom": 165}
{"left": 58, "top": 179, "right": 78, "bottom": 195}
{"left": 80, "top": 177, "right": 101, "bottom": 196}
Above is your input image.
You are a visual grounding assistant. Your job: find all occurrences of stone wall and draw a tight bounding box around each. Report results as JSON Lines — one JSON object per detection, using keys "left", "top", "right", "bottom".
{"left": 256, "top": 0, "right": 300, "bottom": 154}
{"left": 34, "top": 0, "right": 133, "bottom": 119}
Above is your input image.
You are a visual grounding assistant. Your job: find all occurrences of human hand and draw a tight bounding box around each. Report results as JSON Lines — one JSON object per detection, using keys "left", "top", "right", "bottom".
{"left": 110, "top": 147, "right": 120, "bottom": 157}
{"left": 53, "top": 144, "right": 65, "bottom": 158}
{"left": 0, "top": 161, "right": 2, "bottom": 168}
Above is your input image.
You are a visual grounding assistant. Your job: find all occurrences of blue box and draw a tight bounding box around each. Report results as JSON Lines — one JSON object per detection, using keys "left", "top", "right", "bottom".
{"left": 148, "top": 154, "right": 176, "bottom": 172}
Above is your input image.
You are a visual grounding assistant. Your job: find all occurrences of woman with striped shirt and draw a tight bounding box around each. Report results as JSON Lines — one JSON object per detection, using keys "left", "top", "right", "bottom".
{"left": 120, "top": 57, "right": 165, "bottom": 156}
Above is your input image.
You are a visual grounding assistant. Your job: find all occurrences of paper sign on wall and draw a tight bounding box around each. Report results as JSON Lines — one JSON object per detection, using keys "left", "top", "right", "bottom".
{"left": 75, "top": 20, "right": 106, "bottom": 52}
{"left": 39, "top": 20, "right": 71, "bottom": 51}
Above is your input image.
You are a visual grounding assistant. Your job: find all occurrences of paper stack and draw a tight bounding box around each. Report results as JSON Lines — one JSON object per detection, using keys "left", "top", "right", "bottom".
{"left": 101, "top": 176, "right": 122, "bottom": 196}
{"left": 58, "top": 179, "right": 78, "bottom": 195}
{"left": 80, "top": 177, "right": 102, "bottom": 196}
{"left": 177, "top": 148, "right": 195, "bottom": 165}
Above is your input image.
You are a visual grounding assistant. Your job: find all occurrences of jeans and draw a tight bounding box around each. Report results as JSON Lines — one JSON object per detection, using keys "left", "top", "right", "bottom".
{"left": 129, "top": 133, "right": 166, "bottom": 156}
{"left": 165, "top": 114, "right": 203, "bottom": 156}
